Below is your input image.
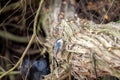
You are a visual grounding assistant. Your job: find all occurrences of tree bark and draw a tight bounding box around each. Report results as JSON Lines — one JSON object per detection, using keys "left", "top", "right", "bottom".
{"left": 41, "top": 0, "right": 120, "bottom": 79}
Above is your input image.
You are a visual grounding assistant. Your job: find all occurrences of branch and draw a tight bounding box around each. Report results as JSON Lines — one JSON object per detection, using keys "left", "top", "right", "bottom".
{"left": 0, "top": 30, "right": 29, "bottom": 43}
{"left": 0, "top": 0, "right": 44, "bottom": 79}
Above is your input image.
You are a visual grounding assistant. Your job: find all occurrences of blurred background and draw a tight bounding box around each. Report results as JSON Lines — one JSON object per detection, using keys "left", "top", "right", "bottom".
{"left": 0, "top": 0, "right": 120, "bottom": 80}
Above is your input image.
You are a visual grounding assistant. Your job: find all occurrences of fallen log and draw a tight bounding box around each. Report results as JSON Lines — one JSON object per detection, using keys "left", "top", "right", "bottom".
{"left": 41, "top": 0, "right": 120, "bottom": 79}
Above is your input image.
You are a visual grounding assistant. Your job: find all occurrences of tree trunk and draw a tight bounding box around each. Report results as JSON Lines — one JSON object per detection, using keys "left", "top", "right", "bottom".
{"left": 41, "top": 0, "right": 120, "bottom": 79}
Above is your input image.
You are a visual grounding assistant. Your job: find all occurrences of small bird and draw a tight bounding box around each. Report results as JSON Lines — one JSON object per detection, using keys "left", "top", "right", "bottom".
{"left": 20, "top": 56, "right": 50, "bottom": 80}
{"left": 53, "top": 38, "right": 64, "bottom": 66}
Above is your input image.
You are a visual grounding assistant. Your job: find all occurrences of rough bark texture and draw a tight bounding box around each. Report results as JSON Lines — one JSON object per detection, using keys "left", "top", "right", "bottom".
{"left": 41, "top": 0, "right": 120, "bottom": 79}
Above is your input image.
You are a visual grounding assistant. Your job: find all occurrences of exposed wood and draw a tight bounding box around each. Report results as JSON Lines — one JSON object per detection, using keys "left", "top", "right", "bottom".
{"left": 42, "top": 0, "right": 120, "bottom": 79}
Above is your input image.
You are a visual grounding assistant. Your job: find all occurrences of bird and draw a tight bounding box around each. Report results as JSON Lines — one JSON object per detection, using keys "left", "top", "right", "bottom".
{"left": 20, "top": 56, "right": 50, "bottom": 80}
{"left": 53, "top": 38, "right": 64, "bottom": 66}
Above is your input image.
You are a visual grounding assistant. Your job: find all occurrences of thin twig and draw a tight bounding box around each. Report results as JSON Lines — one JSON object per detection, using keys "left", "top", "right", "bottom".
{"left": 91, "top": 50, "right": 98, "bottom": 78}
{"left": 0, "top": 0, "right": 44, "bottom": 79}
{"left": 0, "top": 71, "right": 20, "bottom": 75}
{"left": 0, "top": 30, "right": 29, "bottom": 43}
{"left": 0, "top": 34, "right": 35, "bottom": 79}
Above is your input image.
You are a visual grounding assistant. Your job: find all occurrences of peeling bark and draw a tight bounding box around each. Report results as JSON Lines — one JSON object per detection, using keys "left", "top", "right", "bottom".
{"left": 41, "top": 0, "right": 120, "bottom": 79}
